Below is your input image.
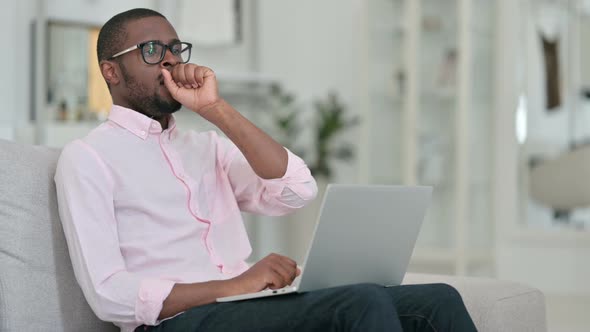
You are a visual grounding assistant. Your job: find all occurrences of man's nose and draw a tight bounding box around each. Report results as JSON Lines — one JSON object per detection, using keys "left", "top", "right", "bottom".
{"left": 160, "top": 48, "right": 179, "bottom": 68}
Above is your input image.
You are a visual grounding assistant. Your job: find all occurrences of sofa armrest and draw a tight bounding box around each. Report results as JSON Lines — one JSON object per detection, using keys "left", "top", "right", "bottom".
{"left": 403, "top": 273, "right": 547, "bottom": 332}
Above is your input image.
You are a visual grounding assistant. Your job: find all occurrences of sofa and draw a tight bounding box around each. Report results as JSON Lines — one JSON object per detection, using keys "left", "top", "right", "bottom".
{"left": 0, "top": 139, "right": 547, "bottom": 331}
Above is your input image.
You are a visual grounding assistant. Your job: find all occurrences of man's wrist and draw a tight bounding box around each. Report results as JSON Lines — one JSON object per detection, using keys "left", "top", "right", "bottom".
{"left": 197, "top": 98, "right": 237, "bottom": 128}
{"left": 220, "top": 276, "right": 244, "bottom": 297}
{"left": 195, "top": 98, "right": 225, "bottom": 118}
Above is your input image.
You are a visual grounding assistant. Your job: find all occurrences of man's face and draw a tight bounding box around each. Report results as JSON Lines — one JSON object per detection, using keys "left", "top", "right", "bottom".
{"left": 115, "top": 16, "right": 182, "bottom": 118}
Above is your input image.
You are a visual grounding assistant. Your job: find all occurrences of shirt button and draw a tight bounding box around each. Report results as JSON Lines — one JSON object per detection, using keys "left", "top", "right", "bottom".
{"left": 151, "top": 123, "right": 158, "bottom": 128}
{"left": 140, "top": 130, "right": 146, "bottom": 136}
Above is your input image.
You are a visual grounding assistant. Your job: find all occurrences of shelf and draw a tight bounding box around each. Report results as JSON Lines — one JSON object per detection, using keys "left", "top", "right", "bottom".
{"left": 370, "top": 93, "right": 405, "bottom": 106}
{"left": 420, "top": 89, "right": 456, "bottom": 103}
{"left": 362, "top": 0, "right": 495, "bottom": 277}
{"left": 0, "top": 126, "right": 15, "bottom": 140}
{"left": 216, "top": 72, "right": 278, "bottom": 86}
{"left": 370, "top": 22, "right": 405, "bottom": 36}
{"left": 369, "top": 90, "right": 456, "bottom": 109}
{"left": 46, "top": 121, "right": 102, "bottom": 129}
{"left": 506, "top": 226, "right": 590, "bottom": 248}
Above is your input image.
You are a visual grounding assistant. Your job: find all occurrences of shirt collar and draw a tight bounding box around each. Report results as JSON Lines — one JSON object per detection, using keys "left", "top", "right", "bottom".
{"left": 108, "top": 104, "right": 177, "bottom": 140}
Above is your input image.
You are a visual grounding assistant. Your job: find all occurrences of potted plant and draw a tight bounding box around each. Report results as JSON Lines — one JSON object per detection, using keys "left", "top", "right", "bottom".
{"left": 268, "top": 84, "right": 359, "bottom": 181}
{"left": 309, "top": 92, "right": 359, "bottom": 179}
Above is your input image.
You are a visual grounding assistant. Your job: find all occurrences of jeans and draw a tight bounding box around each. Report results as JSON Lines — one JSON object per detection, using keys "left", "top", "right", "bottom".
{"left": 136, "top": 283, "right": 477, "bottom": 332}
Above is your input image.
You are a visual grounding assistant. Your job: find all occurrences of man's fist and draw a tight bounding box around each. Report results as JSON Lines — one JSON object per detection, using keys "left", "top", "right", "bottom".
{"left": 161, "top": 64, "right": 220, "bottom": 114}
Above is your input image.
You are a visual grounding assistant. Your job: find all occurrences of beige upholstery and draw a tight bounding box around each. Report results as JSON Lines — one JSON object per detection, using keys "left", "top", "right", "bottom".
{"left": 404, "top": 273, "right": 547, "bottom": 332}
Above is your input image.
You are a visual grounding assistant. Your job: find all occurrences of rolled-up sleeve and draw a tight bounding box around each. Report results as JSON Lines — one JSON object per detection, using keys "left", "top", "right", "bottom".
{"left": 219, "top": 136, "right": 318, "bottom": 215}
{"left": 54, "top": 140, "right": 174, "bottom": 327}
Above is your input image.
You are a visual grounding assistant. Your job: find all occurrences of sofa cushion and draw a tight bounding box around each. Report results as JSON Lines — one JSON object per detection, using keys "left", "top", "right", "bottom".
{"left": 404, "top": 272, "right": 547, "bottom": 332}
{"left": 0, "top": 139, "right": 117, "bottom": 331}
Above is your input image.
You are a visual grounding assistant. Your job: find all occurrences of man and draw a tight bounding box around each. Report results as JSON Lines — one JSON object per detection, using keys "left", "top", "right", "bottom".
{"left": 55, "top": 8, "right": 477, "bottom": 332}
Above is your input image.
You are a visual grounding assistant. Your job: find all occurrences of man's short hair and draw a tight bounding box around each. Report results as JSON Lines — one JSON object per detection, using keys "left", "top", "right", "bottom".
{"left": 97, "top": 8, "right": 166, "bottom": 63}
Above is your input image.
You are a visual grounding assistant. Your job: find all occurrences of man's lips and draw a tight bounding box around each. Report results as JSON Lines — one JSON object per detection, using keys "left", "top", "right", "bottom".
{"left": 158, "top": 79, "right": 174, "bottom": 99}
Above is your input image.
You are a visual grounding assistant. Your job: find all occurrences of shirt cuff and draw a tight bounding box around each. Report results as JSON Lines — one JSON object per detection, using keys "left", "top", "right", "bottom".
{"left": 261, "top": 148, "right": 314, "bottom": 197}
{"left": 135, "top": 278, "right": 176, "bottom": 326}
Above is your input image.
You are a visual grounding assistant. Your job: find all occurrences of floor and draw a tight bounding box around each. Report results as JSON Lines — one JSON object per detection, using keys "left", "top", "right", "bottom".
{"left": 545, "top": 295, "right": 589, "bottom": 332}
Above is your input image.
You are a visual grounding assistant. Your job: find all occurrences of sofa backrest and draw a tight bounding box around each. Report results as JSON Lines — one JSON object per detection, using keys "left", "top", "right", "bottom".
{"left": 0, "top": 139, "right": 117, "bottom": 332}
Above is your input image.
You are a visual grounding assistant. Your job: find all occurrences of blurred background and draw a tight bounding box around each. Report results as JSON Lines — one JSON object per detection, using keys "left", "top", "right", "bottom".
{"left": 2, "top": 0, "right": 590, "bottom": 330}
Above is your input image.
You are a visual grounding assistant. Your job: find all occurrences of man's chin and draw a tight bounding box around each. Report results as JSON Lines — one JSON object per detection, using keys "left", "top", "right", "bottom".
{"left": 156, "top": 87, "right": 181, "bottom": 113}
{"left": 154, "top": 95, "right": 181, "bottom": 114}
{"left": 154, "top": 90, "right": 182, "bottom": 114}
{"left": 159, "top": 101, "right": 182, "bottom": 114}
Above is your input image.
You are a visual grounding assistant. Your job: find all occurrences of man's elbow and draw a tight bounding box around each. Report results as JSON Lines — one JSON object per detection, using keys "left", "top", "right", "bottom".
{"left": 83, "top": 284, "right": 136, "bottom": 325}
{"left": 299, "top": 178, "right": 319, "bottom": 203}
{"left": 279, "top": 180, "right": 319, "bottom": 211}
{"left": 85, "top": 293, "right": 114, "bottom": 323}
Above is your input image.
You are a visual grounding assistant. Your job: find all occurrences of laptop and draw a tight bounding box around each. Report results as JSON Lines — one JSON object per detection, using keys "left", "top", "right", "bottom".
{"left": 216, "top": 184, "right": 432, "bottom": 302}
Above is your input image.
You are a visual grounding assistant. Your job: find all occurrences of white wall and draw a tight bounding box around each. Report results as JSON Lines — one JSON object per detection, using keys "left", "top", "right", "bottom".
{"left": 0, "top": 2, "right": 16, "bottom": 118}
{"left": 162, "top": 0, "right": 257, "bottom": 74}
{"left": 46, "top": 0, "right": 157, "bottom": 26}
{"left": 258, "top": 1, "right": 361, "bottom": 102}
{"left": 258, "top": 0, "right": 364, "bottom": 183}
{"left": 0, "top": 2, "right": 16, "bottom": 139}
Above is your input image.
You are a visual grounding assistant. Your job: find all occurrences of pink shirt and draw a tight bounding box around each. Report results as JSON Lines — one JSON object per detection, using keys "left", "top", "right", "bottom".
{"left": 54, "top": 105, "right": 317, "bottom": 332}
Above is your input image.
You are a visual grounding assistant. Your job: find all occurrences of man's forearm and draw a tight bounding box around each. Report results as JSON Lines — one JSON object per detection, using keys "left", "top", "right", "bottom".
{"left": 159, "top": 279, "right": 239, "bottom": 320}
{"left": 201, "top": 99, "right": 288, "bottom": 179}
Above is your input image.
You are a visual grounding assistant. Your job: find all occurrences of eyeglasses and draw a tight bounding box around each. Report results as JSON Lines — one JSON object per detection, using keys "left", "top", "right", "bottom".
{"left": 108, "top": 40, "right": 193, "bottom": 65}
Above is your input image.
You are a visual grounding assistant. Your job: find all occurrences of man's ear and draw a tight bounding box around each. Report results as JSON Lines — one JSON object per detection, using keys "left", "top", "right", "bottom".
{"left": 100, "top": 60, "right": 120, "bottom": 86}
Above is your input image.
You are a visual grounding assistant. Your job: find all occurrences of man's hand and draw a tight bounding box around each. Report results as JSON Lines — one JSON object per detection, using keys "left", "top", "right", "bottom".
{"left": 163, "top": 63, "right": 289, "bottom": 179}
{"left": 159, "top": 254, "right": 299, "bottom": 319}
{"left": 161, "top": 64, "right": 220, "bottom": 116}
{"left": 231, "top": 253, "right": 301, "bottom": 294}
